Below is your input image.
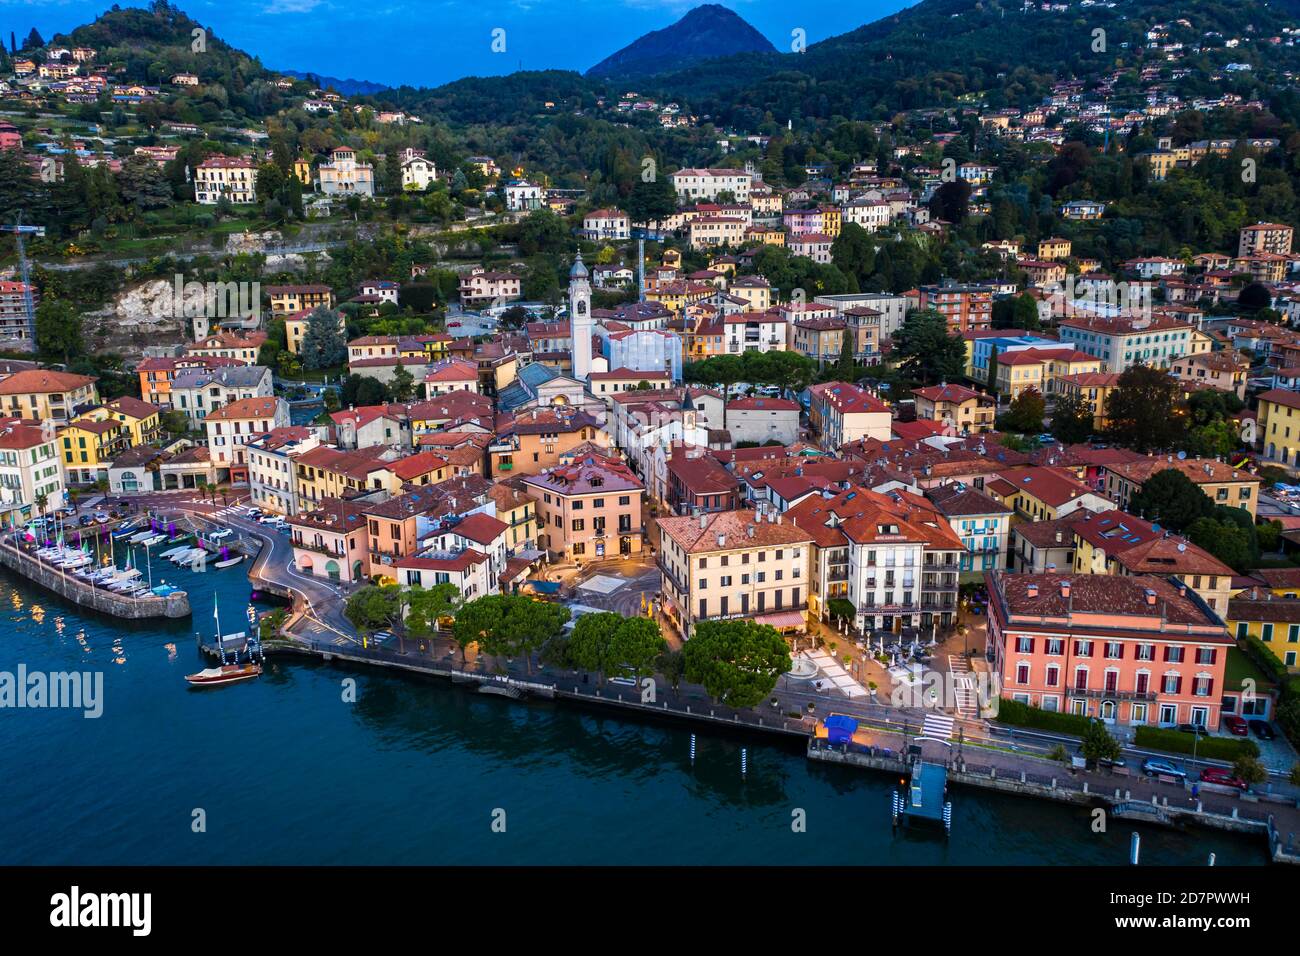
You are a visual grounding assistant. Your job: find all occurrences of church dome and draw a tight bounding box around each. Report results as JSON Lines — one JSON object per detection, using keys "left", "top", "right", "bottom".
{"left": 569, "top": 253, "right": 588, "bottom": 279}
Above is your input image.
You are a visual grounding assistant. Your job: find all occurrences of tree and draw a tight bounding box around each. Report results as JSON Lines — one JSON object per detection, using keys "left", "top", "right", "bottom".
{"left": 624, "top": 176, "right": 677, "bottom": 228}
{"left": 299, "top": 306, "right": 346, "bottom": 370}
{"left": 1232, "top": 754, "right": 1268, "bottom": 787}
{"left": 452, "top": 595, "right": 570, "bottom": 674}
{"left": 160, "top": 409, "right": 189, "bottom": 437}
{"left": 1080, "top": 720, "right": 1121, "bottom": 764}
{"left": 1185, "top": 517, "right": 1251, "bottom": 571}
{"left": 389, "top": 361, "right": 416, "bottom": 402}
{"left": 1104, "top": 365, "right": 1186, "bottom": 452}
{"left": 405, "top": 583, "right": 460, "bottom": 639}
{"left": 568, "top": 611, "right": 666, "bottom": 685}
{"left": 682, "top": 619, "right": 792, "bottom": 709}
{"left": 344, "top": 584, "right": 404, "bottom": 635}
{"left": 1051, "top": 391, "right": 1093, "bottom": 444}
{"left": 891, "top": 310, "right": 966, "bottom": 387}
{"left": 35, "top": 299, "right": 83, "bottom": 364}
{"left": 834, "top": 324, "right": 855, "bottom": 380}
{"left": 929, "top": 179, "right": 972, "bottom": 223}
{"left": 118, "top": 155, "right": 174, "bottom": 212}
{"left": 1002, "top": 388, "right": 1045, "bottom": 434}
{"left": 1128, "top": 468, "right": 1212, "bottom": 532}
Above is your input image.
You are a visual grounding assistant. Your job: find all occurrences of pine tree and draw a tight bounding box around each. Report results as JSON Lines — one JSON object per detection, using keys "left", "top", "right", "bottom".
{"left": 299, "top": 307, "right": 345, "bottom": 371}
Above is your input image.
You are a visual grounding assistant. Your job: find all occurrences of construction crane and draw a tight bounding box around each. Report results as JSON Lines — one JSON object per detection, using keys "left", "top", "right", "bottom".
{"left": 0, "top": 215, "right": 43, "bottom": 353}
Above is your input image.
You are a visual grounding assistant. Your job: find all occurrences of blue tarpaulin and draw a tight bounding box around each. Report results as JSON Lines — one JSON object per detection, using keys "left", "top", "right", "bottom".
{"left": 824, "top": 714, "right": 858, "bottom": 743}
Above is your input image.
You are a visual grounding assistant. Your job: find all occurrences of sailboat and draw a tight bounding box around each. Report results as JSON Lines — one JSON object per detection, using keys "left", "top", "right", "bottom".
{"left": 186, "top": 595, "right": 261, "bottom": 687}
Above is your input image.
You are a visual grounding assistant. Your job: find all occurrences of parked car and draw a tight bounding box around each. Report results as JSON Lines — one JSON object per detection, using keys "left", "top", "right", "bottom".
{"left": 244, "top": 508, "right": 262, "bottom": 519}
{"left": 1249, "top": 720, "right": 1276, "bottom": 741}
{"left": 1221, "top": 715, "right": 1249, "bottom": 737}
{"left": 77, "top": 515, "right": 93, "bottom": 527}
{"left": 1175, "top": 722, "right": 1208, "bottom": 735}
{"left": 1199, "top": 767, "right": 1247, "bottom": 791}
{"left": 93, "top": 512, "right": 110, "bottom": 524}
{"left": 208, "top": 529, "right": 233, "bottom": 541}
{"left": 1142, "top": 758, "right": 1187, "bottom": 779}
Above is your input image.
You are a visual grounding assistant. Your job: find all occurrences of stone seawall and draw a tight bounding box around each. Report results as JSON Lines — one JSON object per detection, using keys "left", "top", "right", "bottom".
{"left": 0, "top": 543, "right": 191, "bottom": 619}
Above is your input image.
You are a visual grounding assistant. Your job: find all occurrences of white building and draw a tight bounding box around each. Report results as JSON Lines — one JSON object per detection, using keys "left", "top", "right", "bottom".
{"left": 247, "top": 426, "right": 322, "bottom": 515}
{"left": 0, "top": 419, "right": 65, "bottom": 521}
{"left": 505, "top": 180, "right": 543, "bottom": 212}
{"left": 581, "top": 208, "right": 631, "bottom": 241}
{"left": 401, "top": 156, "right": 437, "bottom": 190}
{"left": 194, "top": 156, "right": 258, "bottom": 205}
{"left": 570, "top": 254, "right": 593, "bottom": 381}
{"left": 671, "top": 168, "right": 752, "bottom": 203}
{"left": 318, "top": 147, "right": 375, "bottom": 197}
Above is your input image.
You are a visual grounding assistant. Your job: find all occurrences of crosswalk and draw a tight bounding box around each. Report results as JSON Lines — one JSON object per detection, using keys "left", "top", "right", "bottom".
{"left": 948, "top": 654, "right": 979, "bottom": 718}
{"left": 921, "top": 712, "right": 955, "bottom": 740}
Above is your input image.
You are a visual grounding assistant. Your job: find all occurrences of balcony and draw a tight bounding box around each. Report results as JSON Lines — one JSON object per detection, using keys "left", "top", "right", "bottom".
{"left": 294, "top": 540, "right": 346, "bottom": 557}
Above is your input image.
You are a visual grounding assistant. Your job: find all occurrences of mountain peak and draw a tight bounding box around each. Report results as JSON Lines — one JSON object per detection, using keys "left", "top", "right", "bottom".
{"left": 586, "top": 3, "right": 777, "bottom": 79}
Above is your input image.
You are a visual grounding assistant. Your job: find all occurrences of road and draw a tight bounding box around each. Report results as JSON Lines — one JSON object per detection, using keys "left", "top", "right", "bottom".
{"left": 123, "top": 489, "right": 357, "bottom": 643}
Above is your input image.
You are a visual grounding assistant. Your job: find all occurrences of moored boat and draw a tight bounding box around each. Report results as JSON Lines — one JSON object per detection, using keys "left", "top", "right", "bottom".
{"left": 214, "top": 555, "right": 244, "bottom": 569}
{"left": 184, "top": 663, "right": 261, "bottom": 686}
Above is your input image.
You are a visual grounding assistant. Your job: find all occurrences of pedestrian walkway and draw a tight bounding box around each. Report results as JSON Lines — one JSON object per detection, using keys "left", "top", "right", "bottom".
{"left": 922, "top": 712, "right": 955, "bottom": 741}
{"left": 805, "top": 649, "right": 870, "bottom": 699}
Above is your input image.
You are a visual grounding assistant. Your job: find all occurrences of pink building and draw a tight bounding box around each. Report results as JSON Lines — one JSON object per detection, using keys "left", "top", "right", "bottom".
{"left": 987, "top": 572, "right": 1230, "bottom": 730}
{"left": 522, "top": 451, "right": 645, "bottom": 561}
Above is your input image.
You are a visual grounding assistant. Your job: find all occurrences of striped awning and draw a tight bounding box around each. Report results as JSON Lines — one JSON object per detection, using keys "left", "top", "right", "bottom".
{"left": 753, "top": 611, "right": 806, "bottom": 631}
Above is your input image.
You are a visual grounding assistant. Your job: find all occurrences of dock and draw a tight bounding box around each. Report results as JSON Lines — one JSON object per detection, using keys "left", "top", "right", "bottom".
{"left": 892, "top": 761, "right": 953, "bottom": 835}
{"left": 0, "top": 533, "right": 191, "bottom": 619}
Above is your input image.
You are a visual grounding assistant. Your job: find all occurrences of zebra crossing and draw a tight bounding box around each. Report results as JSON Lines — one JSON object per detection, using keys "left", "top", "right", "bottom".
{"left": 921, "top": 712, "right": 955, "bottom": 740}
{"left": 948, "top": 654, "right": 979, "bottom": 718}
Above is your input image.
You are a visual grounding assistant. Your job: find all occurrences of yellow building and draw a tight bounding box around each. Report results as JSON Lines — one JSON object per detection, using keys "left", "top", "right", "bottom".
{"left": 1054, "top": 372, "right": 1121, "bottom": 431}
{"left": 1256, "top": 389, "right": 1300, "bottom": 469}
{"left": 487, "top": 482, "right": 538, "bottom": 555}
{"left": 728, "top": 276, "right": 772, "bottom": 311}
{"left": 96, "top": 397, "right": 162, "bottom": 447}
{"left": 745, "top": 225, "right": 786, "bottom": 247}
{"left": 60, "top": 418, "right": 129, "bottom": 485}
{"left": 292, "top": 157, "right": 313, "bottom": 185}
{"left": 1226, "top": 590, "right": 1300, "bottom": 671}
{"left": 0, "top": 370, "right": 99, "bottom": 424}
{"left": 1101, "top": 457, "right": 1260, "bottom": 519}
{"left": 1036, "top": 237, "right": 1072, "bottom": 261}
{"left": 267, "top": 284, "right": 334, "bottom": 316}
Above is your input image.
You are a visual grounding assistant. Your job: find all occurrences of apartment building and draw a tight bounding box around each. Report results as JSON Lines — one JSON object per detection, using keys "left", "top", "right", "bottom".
{"left": 59, "top": 417, "right": 128, "bottom": 485}
{"left": 723, "top": 311, "right": 787, "bottom": 354}
{"left": 927, "top": 482, "right": 1013, "bottom": 577}
{"left": 783, "top": 488, "right": 964, "bottom": 633}
{"left": 988, "top": 572, "right": 1230, "bottom": 729}
{"left": 1101, "top": 456, "right": 1259, "bottom": 519}
{"left": 1057, "top": 315, "right": 1195, "bottom": 374}
{"left": 488, "top": 408, "right": 606, "bottom": 478}
{"left": 0, "top": 280, "right": 39, "bottom": 349}
{"left": 194, "top": 155, "right": 258, "bottom": 205}
{"left": 807, "top": 382, "right": 892, "bottom": 450}
{"left": 0, "top": 419, "right": 66, "bottom": 520}
{"left": 1255, "top": 389, "right": 1300, "bottom": 467}
{"left": 0, "top": 370, "right": 99, "bottom": 424}
{"left": 170, "top": 365, "right": 274, "bottom": 429}
{"left": 658, "top": 509, "right": 812, "bottom": 637}
{"left": 670, "top": 168, "right": 752, "bottom": 203}
{"left": 523, "top": 451, "right": 645, "bottom": 561}
{"left": 289, "top": 496, "right": 371, "bottom": 584}
{"left": 185, "top": 331, "right": 266, "bottom": 365}
{"left": 246, "top": 426, "right": 322, "bottom": 516}
{"left": 919, "top": 282, "right": 992, "bottom": 334}
{"left": 581, "top": 208, "right": 631, "bottom": 241}
{"left": 459, "top": 268, "right": 522, "bottom": 306}
{"left": 203, "top": 396, "right": 290, "bottom": 484}
{"left": 1238, "top": 221, "right": 1293, "bottom": 258}
{"left": 267, "top": 285, "right": 334, "bottom": 316}
{"left": 911, "top": 383, "right": 995, "bottom": 434}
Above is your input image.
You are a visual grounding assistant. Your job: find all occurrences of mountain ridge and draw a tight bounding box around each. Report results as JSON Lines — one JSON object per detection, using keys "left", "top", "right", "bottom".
{"left": 586, "top": 3, "right": 777, "bottom": 79}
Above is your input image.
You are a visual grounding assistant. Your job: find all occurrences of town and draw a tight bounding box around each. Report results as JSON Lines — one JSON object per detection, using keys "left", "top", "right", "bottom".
{"left": 2, "top": 0, "right": 1300, "bottom": 872}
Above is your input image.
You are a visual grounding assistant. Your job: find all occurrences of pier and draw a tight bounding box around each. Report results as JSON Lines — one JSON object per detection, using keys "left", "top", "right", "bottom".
{"left": 0, "top": 533, "right": 191, "bottom": 619}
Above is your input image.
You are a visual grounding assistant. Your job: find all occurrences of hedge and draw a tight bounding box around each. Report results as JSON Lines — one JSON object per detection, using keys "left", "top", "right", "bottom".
{"left": 1134, "top": 727, "right": 1259, "bottom": 762}
{"left": 991, "top": 698, "right": 1096, "bottom": 736}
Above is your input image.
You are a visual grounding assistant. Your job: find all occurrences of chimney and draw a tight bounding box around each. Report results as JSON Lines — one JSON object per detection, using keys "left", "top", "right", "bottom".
{"left": 1060, "top": 580, "right": 1071, "bottom": 598}
{"left": 699, "top": 512, "right": 707, "bottom": 529}
{"left": 1027, "top": 582, "right": 1039, "bottom": 598}
{"left": 717, "top": 532, "right": 726, "bottom": 547}
{"left": 1054, "top": 531, "right": 1062, "bottom": 543}
{"left": 747, "top": 524, "right": 754, "bottom": 538}
{"left": 1144, "top": 588, "right": 1157, "bottom": 606}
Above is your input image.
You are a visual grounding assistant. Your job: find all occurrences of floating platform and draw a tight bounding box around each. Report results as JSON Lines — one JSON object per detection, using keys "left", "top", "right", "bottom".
{"left": 893, "top": 761, "right": 953, "bottom": 836}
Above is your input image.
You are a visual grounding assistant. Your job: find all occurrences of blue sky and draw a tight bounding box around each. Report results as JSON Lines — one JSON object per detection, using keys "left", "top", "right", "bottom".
{"left": 2, "top": 0, "right": 913, "bottom": 88}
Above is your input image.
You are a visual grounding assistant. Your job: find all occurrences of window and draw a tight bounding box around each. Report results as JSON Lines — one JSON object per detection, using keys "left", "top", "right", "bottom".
{"left": 1016, "top": 637, "right": 1034, "bottom": 654}
{"left": 1016, "top": 663, "right": 1030, "bottom": 684}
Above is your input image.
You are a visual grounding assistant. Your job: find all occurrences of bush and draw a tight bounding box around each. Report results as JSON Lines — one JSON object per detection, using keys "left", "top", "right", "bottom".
{"left": 992, "top": 697, "right": 1096, "bottom": 736}
{"left": 1134, "top": 726, "right": 1259, "bottom": 761}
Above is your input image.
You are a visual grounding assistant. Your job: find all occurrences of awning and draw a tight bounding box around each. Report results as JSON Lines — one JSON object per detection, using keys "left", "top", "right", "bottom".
{"left": 753, "top": 611, "right": 806, "bottom": 631}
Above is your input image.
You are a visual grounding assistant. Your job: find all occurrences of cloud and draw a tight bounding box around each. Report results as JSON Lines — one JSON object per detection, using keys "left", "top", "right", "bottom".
{"left": 263, "top": 0, "right": 324, "bottom": 12}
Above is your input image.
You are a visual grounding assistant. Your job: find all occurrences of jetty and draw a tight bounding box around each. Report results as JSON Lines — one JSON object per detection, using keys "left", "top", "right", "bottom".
{"left": 0, "top": 532, "right": 191, "bottom": 620}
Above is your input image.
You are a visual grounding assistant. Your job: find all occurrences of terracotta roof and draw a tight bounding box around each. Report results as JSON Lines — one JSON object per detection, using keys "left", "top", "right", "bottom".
{"left": 0, "top": 369, "right": 95, "bottom": 395}
{"left": 204, "top": 397, "right": 282, "bottom": 421}
{"left": 1103, "top": 456, "right": 1257, "bottom": 486}
{"left": 993, "top": 572, "right": 1224, "bottom": 629}
{"left": 658, "top": 508, "right": 812, "bottom": 554}
{"left": 451, "top": 511, "right": 509, "bottom": 544}
{"left": 104, "top": 396, "right": 159, "bottom": 419}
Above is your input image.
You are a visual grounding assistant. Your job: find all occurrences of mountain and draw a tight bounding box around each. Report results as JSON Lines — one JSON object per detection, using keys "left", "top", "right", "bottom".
{"left": 585, "top": 4, "right": 777, "bottom": 79}
{"left": 281, "top": 70, "right": 388, "bottom": 96}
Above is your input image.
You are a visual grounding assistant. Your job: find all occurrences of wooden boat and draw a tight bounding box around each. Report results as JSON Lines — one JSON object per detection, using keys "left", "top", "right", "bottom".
{"left": 214, "top": 555, "right": 244, "bottom": 569}
{"left": 185, "top": 663, "right": 262, "bottom": 686}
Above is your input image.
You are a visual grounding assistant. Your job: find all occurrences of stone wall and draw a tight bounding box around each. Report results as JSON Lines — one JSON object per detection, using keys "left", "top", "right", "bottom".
{"left": 0, "top": 542, "right": 191, "bottom": 619}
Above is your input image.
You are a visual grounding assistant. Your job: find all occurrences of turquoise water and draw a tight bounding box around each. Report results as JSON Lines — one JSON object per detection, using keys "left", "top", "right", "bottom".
{"left": 0, "top": 543, "right": 1269, "bottom": 866}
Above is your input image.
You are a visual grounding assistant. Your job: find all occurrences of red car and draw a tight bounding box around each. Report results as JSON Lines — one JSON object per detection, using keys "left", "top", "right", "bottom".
{"left": 1199, "top": 767, "right": 1247, "bottom": 791}
{"left": 1222, "top": 715, "right": 1249, "bottom": 737}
